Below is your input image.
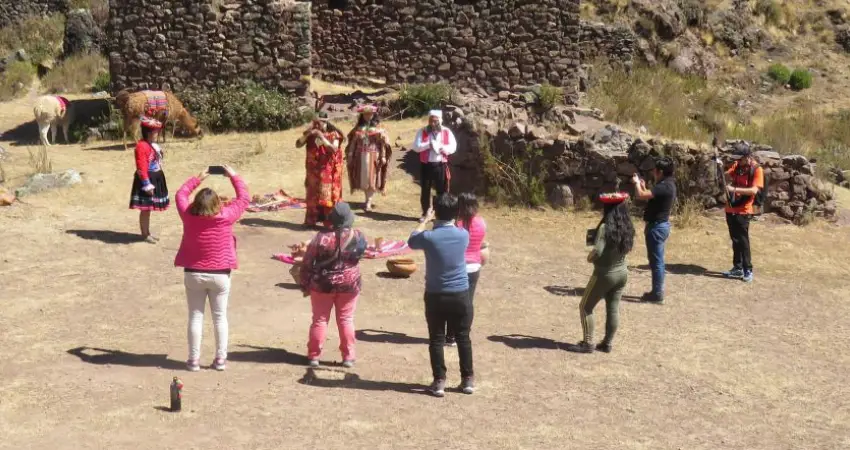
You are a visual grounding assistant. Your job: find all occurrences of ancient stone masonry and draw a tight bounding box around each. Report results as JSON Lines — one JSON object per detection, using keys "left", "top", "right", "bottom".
{"left": 0, "top": 0, "right": 67, "bottom": 28}
{"left": 578, "top": 21, "right": 636, "bottom": 68}
{"left": 441, "top": 103, "right": 835, "bottom": 222}
{"left": 107, "top": 0, "right": 312, "bottom": 94}
{"left": 310, "top": 0, "right": 582, "bottom": 102}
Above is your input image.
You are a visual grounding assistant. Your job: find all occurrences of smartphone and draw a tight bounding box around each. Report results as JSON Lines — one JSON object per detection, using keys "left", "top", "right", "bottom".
{"left": 208, "top": 165, "right": 226, "bottom": 175}
{"left": 586, "top": 228, "right": 597, "bottom": 247}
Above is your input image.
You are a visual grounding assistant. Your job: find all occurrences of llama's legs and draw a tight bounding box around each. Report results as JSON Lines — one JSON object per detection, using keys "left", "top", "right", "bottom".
{"left": 38, "top": 122, "right": 51, "bottom": 147}
{"left": 61, "top": 121, "right": 70, "bottom": 144}
{"left": 50, "top": 123, "right": 57, "bottom": 146}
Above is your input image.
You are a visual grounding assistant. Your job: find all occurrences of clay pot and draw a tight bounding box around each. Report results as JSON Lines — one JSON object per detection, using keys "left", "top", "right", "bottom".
{"left": 386, "top": 257, "right": 417, "bottom": 277}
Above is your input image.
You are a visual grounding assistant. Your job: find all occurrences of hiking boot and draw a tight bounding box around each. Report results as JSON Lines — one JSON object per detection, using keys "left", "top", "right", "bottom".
{"left": 595, "top": 342, "right": 612, "bottom": 353}
{"left": 429, "top": 378, "right": 446, "bottom": 398}
{"left": 742, "top": 270, "right": 754, "bottom": 283}
{"left": 212, "top": 357, "right": 226, "bottom": 371}
{"left": 641, "top": 292, "right": 664, "bottom": 304}
{"left": 445, "top": 336, "right": 457, "bottom": 347}
{"left": 460, "top": 377, "right": 475, "bottom": 395}
{"left": 186, "top": 359, "right": 200, "bottom": 372}
{"left": 308, "top": 359, "right": 320, "bottom": 368}
{"left": 342, "top": 360, "right": 355, "bottom": 369}
{"left": 723, "top": 268, "right": 744, "bottom": 279}
{"left": 570, "top": 341, "right": 594, "bottom": 354}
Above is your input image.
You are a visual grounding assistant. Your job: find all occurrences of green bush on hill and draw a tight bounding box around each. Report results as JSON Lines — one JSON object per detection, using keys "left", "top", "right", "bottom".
{"left": 789, "top": 69, "right": 813, "bottom": 91}
{"left": 393, "top": 83, "right": 456, "bottom": 118}
{"left": 767, "top": 63, "right": 792, "bottom": 84}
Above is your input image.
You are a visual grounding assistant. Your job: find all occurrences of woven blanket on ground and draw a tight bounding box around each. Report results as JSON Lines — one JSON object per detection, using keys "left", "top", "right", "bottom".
{"left": 142, "top": 90, "right": 168, "bottom": 117}
{"left": 57, "top": 96, "right": 70, "bottom": 113}
{"left": 247, "top": 190, "right": 306, "bottom": 212}
{"left": 364, "top": 240, "right": 410, "bottom": 259}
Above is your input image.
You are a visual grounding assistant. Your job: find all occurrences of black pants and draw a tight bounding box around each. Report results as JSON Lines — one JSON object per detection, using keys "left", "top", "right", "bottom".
{"left": 420, "top": 162, "right": 448, "bottom": 216}
{"left": 447, "top": 271, "right": 479, "bottom": 341}
{"left": 425, "top": 291, "right": 473, "bottom": 380}
{"left": 726, "top": 213, "right": 752, "bottom": 271}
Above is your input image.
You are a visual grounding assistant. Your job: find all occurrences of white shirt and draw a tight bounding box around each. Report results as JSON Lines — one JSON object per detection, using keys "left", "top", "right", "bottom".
{"left": 413, "top": 127, "right": 457, "bottom": 163}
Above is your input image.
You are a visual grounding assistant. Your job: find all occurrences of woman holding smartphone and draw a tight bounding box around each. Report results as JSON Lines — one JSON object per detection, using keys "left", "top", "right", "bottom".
{"left": 174, "top": 164, "right": 250, "bottom": 372}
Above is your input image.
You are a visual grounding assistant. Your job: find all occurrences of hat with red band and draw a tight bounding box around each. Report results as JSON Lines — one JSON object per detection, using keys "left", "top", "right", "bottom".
{"left": 599, "top": 192, "right": 630, "bottom": 204}
{"left": 140, "top": 117, "right": 163, "bottom": 129}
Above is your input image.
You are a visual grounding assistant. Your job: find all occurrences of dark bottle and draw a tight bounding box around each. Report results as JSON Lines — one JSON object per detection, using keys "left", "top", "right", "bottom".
{"left": 170, "top": 377, "right": 183, "bottom": 412}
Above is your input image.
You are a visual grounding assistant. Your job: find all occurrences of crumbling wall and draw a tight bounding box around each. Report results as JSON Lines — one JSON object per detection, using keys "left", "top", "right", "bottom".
{"left": 0, "top": 0, "right": 67, "bottom": 28}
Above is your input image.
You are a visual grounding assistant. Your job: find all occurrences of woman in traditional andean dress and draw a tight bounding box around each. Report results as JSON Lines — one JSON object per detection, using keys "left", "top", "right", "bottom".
{"left": 345, "top": 105, "right": 391, "bottom": 212}
{"left": 297, "top": 114, "right": 345, "bottom": 228}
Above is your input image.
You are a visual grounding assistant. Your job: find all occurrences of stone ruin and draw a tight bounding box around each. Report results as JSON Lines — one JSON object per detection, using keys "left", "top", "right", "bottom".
{"left": 105, "top": 0, "right": 582, "bottom": 99}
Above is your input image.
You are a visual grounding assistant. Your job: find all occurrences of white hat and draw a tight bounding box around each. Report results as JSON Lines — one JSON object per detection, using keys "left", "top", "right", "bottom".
{"left": 428, "top": 110, "right": 442, "bottom": 118}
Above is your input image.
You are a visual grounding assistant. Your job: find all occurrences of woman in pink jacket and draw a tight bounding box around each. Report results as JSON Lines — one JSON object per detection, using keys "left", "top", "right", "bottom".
{"left": 446, "top": 192, "right": 487, "bottom": 347}
{"left": 174, "top": 165, "right": 249, "bottom": 372}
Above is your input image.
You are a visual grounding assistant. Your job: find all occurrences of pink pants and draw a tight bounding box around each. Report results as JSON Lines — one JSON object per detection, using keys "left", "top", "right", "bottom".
{"left": 308, "top": 291, "right": 359, "bottom": 361}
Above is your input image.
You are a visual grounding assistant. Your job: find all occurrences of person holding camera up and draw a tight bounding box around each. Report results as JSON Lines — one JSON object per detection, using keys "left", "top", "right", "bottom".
{"left": 720, "top": 143, "right": 763, "bottom": 283}
{"left": 632, "top": 157, "right": 677, "bottom": 304}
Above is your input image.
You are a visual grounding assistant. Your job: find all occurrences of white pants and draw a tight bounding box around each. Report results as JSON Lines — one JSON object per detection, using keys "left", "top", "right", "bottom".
{"left": 184, "top": 272, "right": 231, "bottom": 362}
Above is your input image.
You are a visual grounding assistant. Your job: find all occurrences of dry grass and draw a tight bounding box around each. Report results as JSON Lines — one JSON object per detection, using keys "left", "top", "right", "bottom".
{"left": 0, "top": 14, "right": 65, "bottom": 64}
{"left": 1, "top": 89, "right": 850, "bottom": 449}
{"left": 27, "top": 146, "right": 52, "bottom": 174}
{"left": 0, "top": 60, "right": 35, "bottom": 101}
{"left": 40, "top": 54, "right": 109, "bottom": 94}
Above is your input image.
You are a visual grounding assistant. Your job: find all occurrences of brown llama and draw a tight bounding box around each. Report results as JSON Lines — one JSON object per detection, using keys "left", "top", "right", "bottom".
{"left": 115, "top": 89, "right": 203, "bottom": 150}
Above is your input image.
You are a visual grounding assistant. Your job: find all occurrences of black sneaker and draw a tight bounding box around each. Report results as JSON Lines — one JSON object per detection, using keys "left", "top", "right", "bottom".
{"left": 641, "top": 292, "right": 664, "bottom": 304}
{"left": 445, "top": 336, "right": 457, "bottom": 347}
{"left": 595, "top": 342, "right": 612, "bottom": 353}
{"left": 568, "top": 341, "right": 594, "bottom": 353}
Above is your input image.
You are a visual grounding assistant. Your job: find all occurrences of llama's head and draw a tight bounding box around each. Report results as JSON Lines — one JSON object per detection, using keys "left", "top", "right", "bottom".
{"left": 180, "top": 113, "right": 202, "bottom": 138}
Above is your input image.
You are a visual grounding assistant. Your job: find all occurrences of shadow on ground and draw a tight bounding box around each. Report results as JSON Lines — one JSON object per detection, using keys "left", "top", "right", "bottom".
{"left": 632, "top": 264, "right": 728, "bottom": 279}
{"left": 67, "top": 347, "right": 185, "bottom": 370}
{"left": 1, "top": 99, "right": 111, "bottom": 146}
{"left": 66, "top": 229, "right": 141, "bottom": 244}
{"left": 227, "top": 345, "right": 309, "bottom": 366}
{"left": 298, "top": 368, "right": 429, "bottom": 396}
{"left": 84, "top": 143, "right": 127, "bottom": 151}
{"left": 487, "top": 334, "right": 565, "bottom": 350}
{"left": 543, "top": 285, "right": 644, "bottom": 303}
{"left": 239, "top": 218, "right": 308, "bottom": 231}
{"left": 356, "top": 329, "right": 428, "bottom": 345}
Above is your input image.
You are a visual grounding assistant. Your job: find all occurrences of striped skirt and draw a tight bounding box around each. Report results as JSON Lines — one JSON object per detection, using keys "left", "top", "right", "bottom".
{"left": 129, "top": 170, "right": 170, "bottom": 211}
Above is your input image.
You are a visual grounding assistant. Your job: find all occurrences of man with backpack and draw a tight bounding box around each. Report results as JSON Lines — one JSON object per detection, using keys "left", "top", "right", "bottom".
{"left": 721, "top": 143, "right": 764, "bottom": 283}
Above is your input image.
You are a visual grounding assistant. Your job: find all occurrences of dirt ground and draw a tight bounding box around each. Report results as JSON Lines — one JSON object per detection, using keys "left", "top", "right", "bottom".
{"left": 1, "top": 89, "right": 849, "bottom": 450}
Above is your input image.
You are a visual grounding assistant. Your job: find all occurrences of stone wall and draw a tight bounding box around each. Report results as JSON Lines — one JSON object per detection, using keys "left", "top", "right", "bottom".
{"left": 0, "top": 0, "right": 67, "bottom": 28}
{"left": 441, "top": 105, "right": 835, "bottom": 222}
{"left": 310, "top": 0, "right": 581, "bottom": 102}
{"left": 107, "top": 0, "right": 312, "bottom": 95}
{"left": 579, "top": 21, "right": 636, "bottom": 68}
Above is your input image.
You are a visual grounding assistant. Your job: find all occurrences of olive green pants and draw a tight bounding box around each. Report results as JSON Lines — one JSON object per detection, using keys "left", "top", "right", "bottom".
{"left": 579, "top": 269, "right": 628, "bottom": 345}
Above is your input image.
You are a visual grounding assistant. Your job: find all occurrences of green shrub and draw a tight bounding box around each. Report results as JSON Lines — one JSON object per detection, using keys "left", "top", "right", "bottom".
{"left": 480, "top": 134, "right": 548, "bottom": 207}
{"left": 180, "top": 81, "right": 312, "bottom": 133}
{"left": 92, "top": 71, "right": 110, "bottom": 93}
{"left": 41, "top": 54, "right": 108, "bottom": 94}
{"left": 677, "top": 0, "right": 708, "bottom": 27}
{"left": 767, "top": 63, "right": 792, "bottom": 84}
{"left": 789, "top": 69, "right": 813, "bottom": 91}
{"left": 536, "top": 83, "right": 563, "bottom": 113}
{"left": 0, "top": 14, "right": 65, "bottom": 64}
{"left": 755, "top": 0, "right": 783, "bottom": 26}
{"left": 0, "top": 60, "right": 36, "bottom": 101}
{"left": 393, "top": 83, "right": 456, "bottom": 118}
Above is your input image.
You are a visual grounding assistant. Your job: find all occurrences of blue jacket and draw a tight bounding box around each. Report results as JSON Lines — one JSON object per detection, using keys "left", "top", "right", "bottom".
{"left": 408, "top": 222, "right": 469, "bottom": 293}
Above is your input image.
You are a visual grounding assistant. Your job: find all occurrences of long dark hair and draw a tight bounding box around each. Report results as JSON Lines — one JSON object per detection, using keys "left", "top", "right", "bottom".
{"left": 601, "top": 202, "right": 635, "bottom": 255}
{"left": 457, "top": 192, "right": 479, "bottom": 230}
{"left": 141, "top": 125, "right": 157, "bottom": 143}
{"left": 356, "top": 113, "right": 380, "bottom": 129}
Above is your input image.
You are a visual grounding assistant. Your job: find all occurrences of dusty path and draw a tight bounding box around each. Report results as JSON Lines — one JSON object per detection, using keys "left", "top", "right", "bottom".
{"left": 1, "top": 92, "right": 849, "bottom": 449}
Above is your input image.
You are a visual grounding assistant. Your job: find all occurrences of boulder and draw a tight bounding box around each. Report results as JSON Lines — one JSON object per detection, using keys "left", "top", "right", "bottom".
{"left": 15, "top": 170, "right": 83, "bottom": 198}
{"left": 64, "top": 9, "right": 105, "bottom": 57}
{"left": 548, "top": 184, "right": 574, "bottom": 209}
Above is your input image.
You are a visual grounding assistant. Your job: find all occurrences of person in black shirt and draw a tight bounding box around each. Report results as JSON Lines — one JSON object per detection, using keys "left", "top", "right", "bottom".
{"left": 632, "top": 157, "right": 677, "bottom": 304}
